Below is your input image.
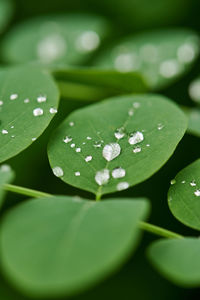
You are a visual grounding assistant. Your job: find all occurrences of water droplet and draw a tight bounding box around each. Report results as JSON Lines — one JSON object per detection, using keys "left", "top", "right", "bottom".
{"left": 102, "top": 143, "right": 121, "bottom": 161}
{"left": 33, "top": 108, "right": 43, "bottom": 116}
{"left": 133, "top": 102, "right": 140, "bottom": 108}
{"left": 95, "top": 169, "right": 110, "bottom": 186}
{"left": 11, "top": 135, "right": 15, "bottom": 138}
{"left": 32, "top": 137, "right": 36, "bottom": 141}
{"left": 128, "top": 131, "right": 144, "bottom": 145}
{"left": 190, "top": 180, "right": 196, "bottom": 187}
{"left": 2, "top": 129, "right": 8, "bottom": 134}
{"left": 76, "top": 31, "right": 100, "bottom": 52}
{"left": 157, "top": 123, "right": 164, "bottom": 130}
{"left": 133, "top": 146, "right": 141, "bottom": 153}
{"left": 71, "top": 143, "right": 75, "bottom": 148}
{"left": 87, "top": 136, "right": 92, "bottom": 140}
{"left": 117, "top": 182, "right": 129, "bottom": 191}
{"left": 52, "top": 166, "right": 64, "bottom": 177}
{"left": 170, "top": 179, "right": 176, "bottom": 185}
{"left": 49, "top": 107, "right": 57, "bottom": 114}
{"left": 76, "top": 147, "right": 81, "bottom": 153}
{"left": 114, "top": 128, "right": 125, "bottom": 140}
{"left": 24, "top": 98, "right": 30, "bottom": 103}
{"left": 0, "top": 101, "right": 3, "bottom": 106}
{"left": 181, "top": 180, "right": 186, "bottom": 184}
{"left": 188, "top": 78, "right": 200, "bottom": 103}
{"left": 112, "top": 167, "right": 126, "bottom": 179}
{"left": 75, "top": 171, "right": 80, "bottom": 176}
{"left": 37, "top": 95, "right": 47, "bottom": 103}
{"left": 194, "top": 189, "right": 200, "bottom": 197}
{"left": 85, "top": 155, "right": 92, "bottom": 162}
{"left": 10, "top": 94, "right": 18, "bottom": 100}
{"left": 11, "top": 126, "right": 14, "bottom": 129}
{"left": 128, "top": 108, "right": 134, "bottom": 116}
{"left": 93, "top": 141, "right": 102, "bottom": 148}
{"left": 177, "top": 43, "right": 195, "bottom": 63}
{"left": 146, "top": 144, "right": 150, "bottom": 147}
{"left": 0, "top": 164, "right": 11, "bottom": 172}
{"left": 63, "top": 136, "right": 72, "bottom": 143}
{"left": 159, "top": 59, "right": 180, "bottom": 78}
{"left": 69, "top": 122, "right": 74, "bottom": 127}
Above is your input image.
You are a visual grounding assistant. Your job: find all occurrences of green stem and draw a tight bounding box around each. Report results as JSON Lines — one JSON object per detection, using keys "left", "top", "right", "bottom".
{"left": 96, "top": 193, "right": 102, "bottom": 201}
{"left": 3, "top": 183, "right": 51, "bottom": 198}
{"left": 139, "top": 221, "right": 183, "bottom": 239}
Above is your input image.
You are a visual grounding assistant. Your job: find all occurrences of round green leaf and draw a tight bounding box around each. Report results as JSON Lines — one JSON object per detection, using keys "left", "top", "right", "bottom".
{"left": 148, "top": 237, "right": 200, "bottom": 287}
{"left": 0, "top": 164, "right": 14, "bottom": 208}
{"left": 93, "top": 29, "right": 200, "bottom": 90}
{"left": 0, "top": 65, "right": 59, "bottom": 163}
{"left": 0, "top": 0, "right": 13, "bottom": 34}
{"left": 168, "top": 159, "right": 200, "bottom": 230}
{"left": 1, "top": 14, "right": 110, "bottom": 65}
{"left": 48, "top": 94, "right": 187, "bottom": 197}
{"left": 53, "top": 67, "right": 147, "bottom": 101}
{"left": 0, "top": 196, "right": 149, "bottom": 297}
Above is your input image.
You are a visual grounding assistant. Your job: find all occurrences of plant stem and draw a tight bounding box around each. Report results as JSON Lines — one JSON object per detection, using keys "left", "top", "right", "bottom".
{"left": 3, "top": 183, "right": 51, "bottom": 198}
{"left": 139, "top": 221, "right": 183, "bottom": 239}
{"left": 96, "top": 193, "right": 102, "bottom": 201}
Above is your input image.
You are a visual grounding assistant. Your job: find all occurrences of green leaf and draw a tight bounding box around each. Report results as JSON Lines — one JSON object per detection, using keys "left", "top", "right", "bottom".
{"left": 0, "top": 164, "right": 14, "bottom": 209}
{"left": 0, "top": 65, "right": 59, "bottom": 163}
{"left": 53, "top": 67, "right": 147, "bottom": 101}
{"left": 1, "top": 14, "right": 110, "bottom": 65}
{"left": 93, "top": 29, "right": 200, "bottom": 90}
{"left": 168, "top": 159, "right": 200, "bottom": 230}
{"left": 0, "top": 196, "right": 149, "bottom": 297}
{"left": 48, "top": 94, "right": 187, "bottom": 197}
{"left": 0, "top": 0, "right": 13, "bottom": 34}
{"left": 148, "top": 237, "right": 200, "bottom": 287}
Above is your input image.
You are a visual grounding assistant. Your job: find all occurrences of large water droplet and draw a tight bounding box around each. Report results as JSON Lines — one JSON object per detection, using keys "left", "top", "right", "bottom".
{"left": 95, "top": 169, "right": 110, "bottom": 186}
{"left": 112, "top": 167, "right": 126, "bottom": 179}
{"left": 128, "top": 131, "right": 144, "bottom": 145}
{"left": 102, "top": 143, "right": 121, "bottom": 161}
{"left": 117, "top": 182, "right": 129, "bottom": 191}
{"left": 52, "top": 166, "right": 64, "bottom": 177}
{"left": 194, "top": 189, "right": 200, "bottom": 197}
{"left": 33, "top": 108, "right": 43, "bottom": 116}
{"left": 114, "top": 128, "right": 125, "bottom": 140}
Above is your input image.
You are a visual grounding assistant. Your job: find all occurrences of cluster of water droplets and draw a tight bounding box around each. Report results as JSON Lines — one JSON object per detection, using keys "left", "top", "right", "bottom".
{"left": 170, "top": 177, "right": 200, "bottom": 197}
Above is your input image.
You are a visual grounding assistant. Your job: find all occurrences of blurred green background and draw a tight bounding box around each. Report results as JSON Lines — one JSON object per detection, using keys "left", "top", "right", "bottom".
{"left": 1, "top": 0, "right": 200, "bottom": 299}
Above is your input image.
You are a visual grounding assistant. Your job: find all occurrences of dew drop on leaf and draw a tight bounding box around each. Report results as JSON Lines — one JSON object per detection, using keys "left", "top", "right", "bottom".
{"left": 117, "top": 182, "right": 129, "bottom": 191}
{"left": 102, "top": 143, "right": 121, "bottom": 161}
{"left": 114, "top": 128, "right": 125, "bottom": 140}
{"left": 112, "top": 167, "right": 126, "bottom": 179}
{"left": 85, "top": 155, "right": 92, "bottom": 162}
{"left": 33, "top": 108, "right": 43, "bottom": 116}
{"left": 95, "top": 169, "right": 110, "bottom": 186}
{"left": 194, "top": 189, "right": 200, "bottom": 197}
{"left": 128, "top": 131, "right": 144, "bottom": 145}
{"left": 52, "top": 166, "right": 64, "bottom": 177}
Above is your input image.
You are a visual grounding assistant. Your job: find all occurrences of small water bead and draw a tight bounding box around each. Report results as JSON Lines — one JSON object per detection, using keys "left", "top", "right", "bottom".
{"left": 95, "top": 169, "right": 110, "bottom": 186}
{"left": 194, "top": 189, "right": 200, "bottom": 197}
{"left": 87, "top": 136, "right": 92, "bottom": 140}
{"left": 24, "top": 98, "right": 30, "bottom": 103}
{"left": 157, "top": 123, "right": 164, "bottom": 130}
{"left": 114, "top": 128, "right": 125, "bottom": 140}
{"left": 11, "top": 135, "right": 15, "bottom": 138}
{"left": 82, "top": 142, "right": 86, "bottom": 145}
{"left": 181, "top": 180, "right": 186, "bottom": 184}
{"left": 37, "top": 95, "right": 47, "bottom": 103}
{"left": 133, "top": 146, "right": 141, "bottom": 153}
{"left": 177, "top": 43, "right": 195, "bottom": 63}
{"left": 10, "top": 94, "right": 18, "bottom": 100}
{"left": 32, "top": 137, "right": 36, "bottom": 141}
{"left": 93, "top": 141, "right": 102, "bottom": 148}
{"left": 2, "top": 129, "right": 8, "bottom": 134}
{"left": 188, "top": 78, "right": 200, "bottom": 103}
{"left": 117, "top": 182, "right": 129, "bottom": 191}
{"left": 75, "top": 171, "right": 80, "bottom": 176}
{"left": 146, "top": 144, "right": 150, "bottom": 147}
{"left": 0, "top": 101, "right": 3, "bottom": 106}
{"left": 49, "top": 107, "right": 57, "bottom": 114}
{"left": 69, "top": 122, "right": 74, "bottom": 127}
{"left": 170, "top": 179, "right": 176, "bottom": 185}
{"left": 52, "top": 166, "right": 64, "bottom": 177}
{"left": 159, "top": 59, "right": 180, "bottom": 78}
{"left": 85, "top": 155, "right": 92, "bottom": 162}
{"left": 76, "top": 31, "right": 100, "bottom": 52}
{"left": 0, "top": 164, "right": 11, "bottom": 172}
{"left": 128, "top": 131, "right": 144, "bottom": 145}
{"left": 63, "top": 136, "right": 72, "bottom": 144}
{"left": 33, "top": 108, "right": 43, "bottom": 116}
{"left": 112, "top": 167, "right": 126, "bottom": 179}
{"left": 71, "top": 143, "right": 75, "bottom": 148}
{"left": 11, "top": 126, "right": 14, "bottom": 129}
{"left": 133, "top": 102, "right": 140, "bottom": 109}
{"left": 75, "top": 148, "right": 81, "bottom": 153}
{"left": 190, "top": 180, "right": 196, "bottom": 187}
{"left": 102, "top": 143, "right": 121, "bottom": 162}
{"left": 128, "top": 108, "right": 134, "bottom": 116}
